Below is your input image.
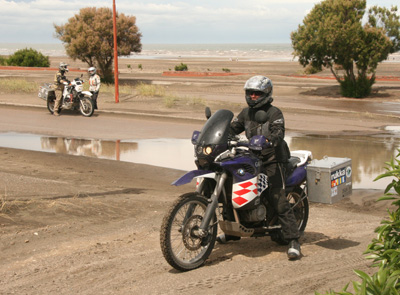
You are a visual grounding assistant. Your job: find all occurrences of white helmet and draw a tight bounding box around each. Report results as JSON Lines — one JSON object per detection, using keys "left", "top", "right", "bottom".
{"left": 59, "top": 62, "right": 69, "bottom": 72}
{"left": 244, "top": 75, "right": 273, "bottom": 108}
{"left": 88, "top": 67, "right": 96, "bottom": 76}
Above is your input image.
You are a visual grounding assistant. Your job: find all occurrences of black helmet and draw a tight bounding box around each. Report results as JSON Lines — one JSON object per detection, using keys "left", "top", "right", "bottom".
{"left": 244, "top": 75, "right": 273, "bottom": 108}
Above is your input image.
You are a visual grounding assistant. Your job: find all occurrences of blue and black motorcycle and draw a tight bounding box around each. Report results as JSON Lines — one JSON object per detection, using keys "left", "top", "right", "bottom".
{"left": 160, "top": 108, "right": 312, "bottom": 271}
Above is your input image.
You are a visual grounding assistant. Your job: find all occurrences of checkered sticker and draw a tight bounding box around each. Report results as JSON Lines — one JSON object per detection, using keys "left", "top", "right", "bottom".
{"left": 231, "top": 174, "right": 268, "bottom": 208}
{"left": 257, "top": 173, "right": 268, "bottom": 194}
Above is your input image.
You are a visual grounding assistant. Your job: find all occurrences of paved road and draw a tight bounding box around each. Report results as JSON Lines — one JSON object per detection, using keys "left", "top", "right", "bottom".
{"left": 0, "top": 106, "right": 201, "bottom": 140}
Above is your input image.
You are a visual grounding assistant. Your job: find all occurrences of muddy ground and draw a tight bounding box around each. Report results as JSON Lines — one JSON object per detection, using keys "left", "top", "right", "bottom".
{"left": 0, "top": 58, "right": 399, "bottom": 294}
{"left": 0, "top": 146, "right": 395, "bottom": 295}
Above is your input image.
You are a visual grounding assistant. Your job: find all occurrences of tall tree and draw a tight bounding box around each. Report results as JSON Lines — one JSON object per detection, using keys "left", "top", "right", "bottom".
{"left": 55, "top": 7, "right": 142, "bottom": 82}
{"left": 291, "top": 0, "right": 399, "bottom": 98}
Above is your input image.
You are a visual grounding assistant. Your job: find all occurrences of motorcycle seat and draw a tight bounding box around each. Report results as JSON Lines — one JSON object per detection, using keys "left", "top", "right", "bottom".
{"left": 287, "top": 156, "right": 301, "bottom": 175}
{"left": 286, "top": 150, "right": 312, "bottom": 177}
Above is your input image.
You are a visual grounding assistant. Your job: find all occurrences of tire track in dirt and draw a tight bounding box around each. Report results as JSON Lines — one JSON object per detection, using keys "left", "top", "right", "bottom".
{"left": 173, "top": 251, "right": 369, "bottom": 294}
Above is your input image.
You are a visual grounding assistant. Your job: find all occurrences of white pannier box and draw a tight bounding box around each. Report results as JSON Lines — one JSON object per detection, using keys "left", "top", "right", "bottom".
{"left": 307, "top": 157, "right": 352, "bottom": 204}
{"left": 38, "top": 83, "right": 55, "bottom": 101}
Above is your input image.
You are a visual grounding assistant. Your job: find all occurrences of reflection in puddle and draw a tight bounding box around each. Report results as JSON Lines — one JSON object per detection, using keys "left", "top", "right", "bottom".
{"left": 288, "top": 133, "right": 399, "bottom": 190}
{"left": 0, "top": 132, "right": 399, "bottom": 190}
{"left": 0, "top": 133, "right": 196, "bottom": 171}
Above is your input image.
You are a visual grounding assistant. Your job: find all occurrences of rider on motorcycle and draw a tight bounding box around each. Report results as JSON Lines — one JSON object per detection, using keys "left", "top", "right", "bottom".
{"left": 88, "top": 67, "right": 101, "bottom": 110}
{"left": 53, "top": 62, "right": 69, "bottom": 116}
{"left": 217, "top": 75, "right": 302, "bottom": 260}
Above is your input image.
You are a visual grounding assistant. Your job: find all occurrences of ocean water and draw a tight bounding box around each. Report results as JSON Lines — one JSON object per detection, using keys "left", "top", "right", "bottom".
{"left": 0, "top": 43, "right": 295, "bottom": 61}
{"left": 134, "top": 43, "right": 296, "bottom": 61}
{"left": 1, "top": 42, "right": 399, "bottom": 62}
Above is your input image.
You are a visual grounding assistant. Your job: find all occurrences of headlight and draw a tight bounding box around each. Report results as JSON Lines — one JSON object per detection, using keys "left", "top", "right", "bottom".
{"left": 203, "top": 146, "right": 213, "bottom": 155}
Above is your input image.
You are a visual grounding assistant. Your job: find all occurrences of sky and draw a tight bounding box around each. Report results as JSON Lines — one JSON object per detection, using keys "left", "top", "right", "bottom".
{"left": 0, "top": 0, "right": 397, "bottom": 44}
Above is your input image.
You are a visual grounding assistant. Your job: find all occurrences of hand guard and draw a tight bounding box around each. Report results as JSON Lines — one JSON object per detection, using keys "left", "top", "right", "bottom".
{"left": 249, "top": 135, "right": 272, "bottom": 150}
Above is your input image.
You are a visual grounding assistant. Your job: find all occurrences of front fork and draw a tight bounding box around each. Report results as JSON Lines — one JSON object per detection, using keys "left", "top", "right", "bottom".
{"left": 79, "top": 96, "right": 85, "bottom": 108}
{"left": 197, "top": 172, "right": 227, "bottom": 237}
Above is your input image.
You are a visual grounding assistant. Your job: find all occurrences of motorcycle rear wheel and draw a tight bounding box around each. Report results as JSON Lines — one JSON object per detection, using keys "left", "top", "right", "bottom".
{"left": 47, "top": 98, "right": 61, "bottom": 115}
{"left": 79, "top": 97, "right": 94, "bottom": 117}
{"left": 160, "top": 192, "right": 217, "bottom": 271}
{"left": 271, "top": 186, "right": 309, "bottom": 245}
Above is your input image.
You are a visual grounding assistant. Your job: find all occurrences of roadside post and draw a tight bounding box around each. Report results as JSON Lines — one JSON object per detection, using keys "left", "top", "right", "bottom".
{"left": 112, "top": 0, "right": 119, "bottom": 103}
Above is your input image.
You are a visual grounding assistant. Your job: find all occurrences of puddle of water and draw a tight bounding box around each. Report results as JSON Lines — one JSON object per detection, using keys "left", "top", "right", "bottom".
{"left": 0, "top": 132, "right": 399, "bottom": 190}
{"left": 287, "top": 134, "right": 400, "bottom": 190}
{"left": 385, "top": 126, "right": 400, "bottom": 132}
{"left": 0, "top": 132, "right": 197, "bottom": 171}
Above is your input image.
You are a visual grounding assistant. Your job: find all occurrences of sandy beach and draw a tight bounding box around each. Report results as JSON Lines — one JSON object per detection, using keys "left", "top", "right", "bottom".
{"left": 0, "top": 57, "right": 400, "bottom": 294}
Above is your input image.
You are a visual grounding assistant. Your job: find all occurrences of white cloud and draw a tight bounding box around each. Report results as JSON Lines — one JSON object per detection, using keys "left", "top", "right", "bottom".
{"left": 0, "top": 0, "right": 397, "bottom": 44}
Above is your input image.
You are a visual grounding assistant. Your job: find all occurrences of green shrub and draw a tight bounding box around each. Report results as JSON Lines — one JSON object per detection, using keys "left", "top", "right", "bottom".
{"left": 222, "top": 68, "right": 231, "bottom": 73}
{"left": 174, "top": 63, "right": 188, "bottom": 71}
{"left": 7, "top": 48, "right": 50, "bottom": 67}
{"left": 316, "top": 150, "right": 400, "bottom": 295}
{"left": 339, "top": 74, "right": 374, "bottom": 99}
{"left": 138, "top": 64, "right": 143, "bottom": 70}
{"left": 304, "top": 64, "right": 322, "bottom": 75}
{"left": 0, "top": 56, "right": 7, "bottom": 66}
{"left": 366, "top": 151, "right": 400, "bottom": 269}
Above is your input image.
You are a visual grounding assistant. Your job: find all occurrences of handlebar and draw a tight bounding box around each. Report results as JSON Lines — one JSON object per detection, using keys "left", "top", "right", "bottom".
{"left": 214, "top": 135, "right": 271, "bottom": 163}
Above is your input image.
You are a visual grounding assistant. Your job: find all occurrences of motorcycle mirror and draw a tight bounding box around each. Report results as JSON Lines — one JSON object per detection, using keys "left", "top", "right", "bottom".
{"left": 191, "top": 130, "right": 200, "bottom": 145}
{"left": 80, "top": 74, "right": 83, "bottom": 78}
{"left": 255, "top": 110, "right": 268, "bottom": 124}
{"left": 205, "top": 107, "right": 212, "bottom": 119}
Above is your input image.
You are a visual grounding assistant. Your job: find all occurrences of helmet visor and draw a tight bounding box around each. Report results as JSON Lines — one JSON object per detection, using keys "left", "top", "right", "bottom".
{"left": 246, "top": 90, "right": 264, "bottom": 97}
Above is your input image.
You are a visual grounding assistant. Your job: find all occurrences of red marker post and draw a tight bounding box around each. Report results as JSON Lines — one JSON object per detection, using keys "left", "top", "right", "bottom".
{"left": 112, "top": 0, "right": 119, "bottom": 103}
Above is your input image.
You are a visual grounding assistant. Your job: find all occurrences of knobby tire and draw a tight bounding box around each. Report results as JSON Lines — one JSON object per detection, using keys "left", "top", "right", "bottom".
{"left": 160, "top": 192, "right": 217, "bottom": 271}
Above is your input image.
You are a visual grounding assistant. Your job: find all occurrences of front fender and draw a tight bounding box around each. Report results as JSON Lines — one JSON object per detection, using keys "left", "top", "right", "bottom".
{"left": 81, "top": 91, "right": 92, "bottom": 97}
{"left": 172, "top": 170, "right": 215, "bottom": 186}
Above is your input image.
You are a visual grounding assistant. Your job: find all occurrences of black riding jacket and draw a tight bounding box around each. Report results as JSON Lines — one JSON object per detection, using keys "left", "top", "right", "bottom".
{"left": 230, "top": 101, "right": 290, "bottom": 163}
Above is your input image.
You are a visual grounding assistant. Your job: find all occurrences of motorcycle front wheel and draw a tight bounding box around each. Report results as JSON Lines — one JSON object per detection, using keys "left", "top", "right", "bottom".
{"left": 79, "top": 97, "right": 94, "bottom": 117}
{"left": 47, "top": 98, "right": 61, "bottom": 115}
{"left": 160, "top": 192, "right": 217, "bottom": 271}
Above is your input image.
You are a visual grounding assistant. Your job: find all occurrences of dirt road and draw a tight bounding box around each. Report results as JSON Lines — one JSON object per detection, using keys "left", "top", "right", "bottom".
{"left": 1, "top": 59, "right": 399, "bottom": 294}
{"left": 0, "top": 114, "right": 394, "bottom": 295}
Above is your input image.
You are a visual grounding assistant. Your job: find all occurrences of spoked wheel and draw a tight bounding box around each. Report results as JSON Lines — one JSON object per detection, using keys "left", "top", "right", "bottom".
{"left": 47, "top": 98, "right": 61, "bottom": 115}
{"left": 288, "top": 186, "right": 309, "bottom": 232}
{"left": 271, "top": 186, "right": 309, "bottom": 245}
{"left": 160, "top": 192, "right": 217, "bottom": 271}
{"left": 79, "top": 97, "right": 94, "bottom": 117}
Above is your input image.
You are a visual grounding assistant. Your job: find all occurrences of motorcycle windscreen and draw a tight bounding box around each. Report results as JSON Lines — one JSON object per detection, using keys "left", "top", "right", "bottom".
{"left": 197, "top": 109, "right": 234, "bottom": 145}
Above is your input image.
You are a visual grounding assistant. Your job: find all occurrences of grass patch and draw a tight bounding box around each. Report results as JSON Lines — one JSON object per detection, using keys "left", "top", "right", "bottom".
{"left": 101, "top": 83, "right": 166, "bottom": 97}
{"left": 163, "top": 95, "right": 206, "bottom": 108}
{"left": 0, "top": 193, "right": 33, "bottom": 217}
{"left": 187, "top": 96, "right": 206, "bottom": 106}
{"left": 163, "top": 95, "right": 178, "bottom": 108}
{"left": 136, "top": 83, "right": 166, "bottom": 97}
{"left": 0, "top": 79, "right": 39, "bottom": 93}
{"left": 96, "top": 83, "right": 133, "bottom": 95}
